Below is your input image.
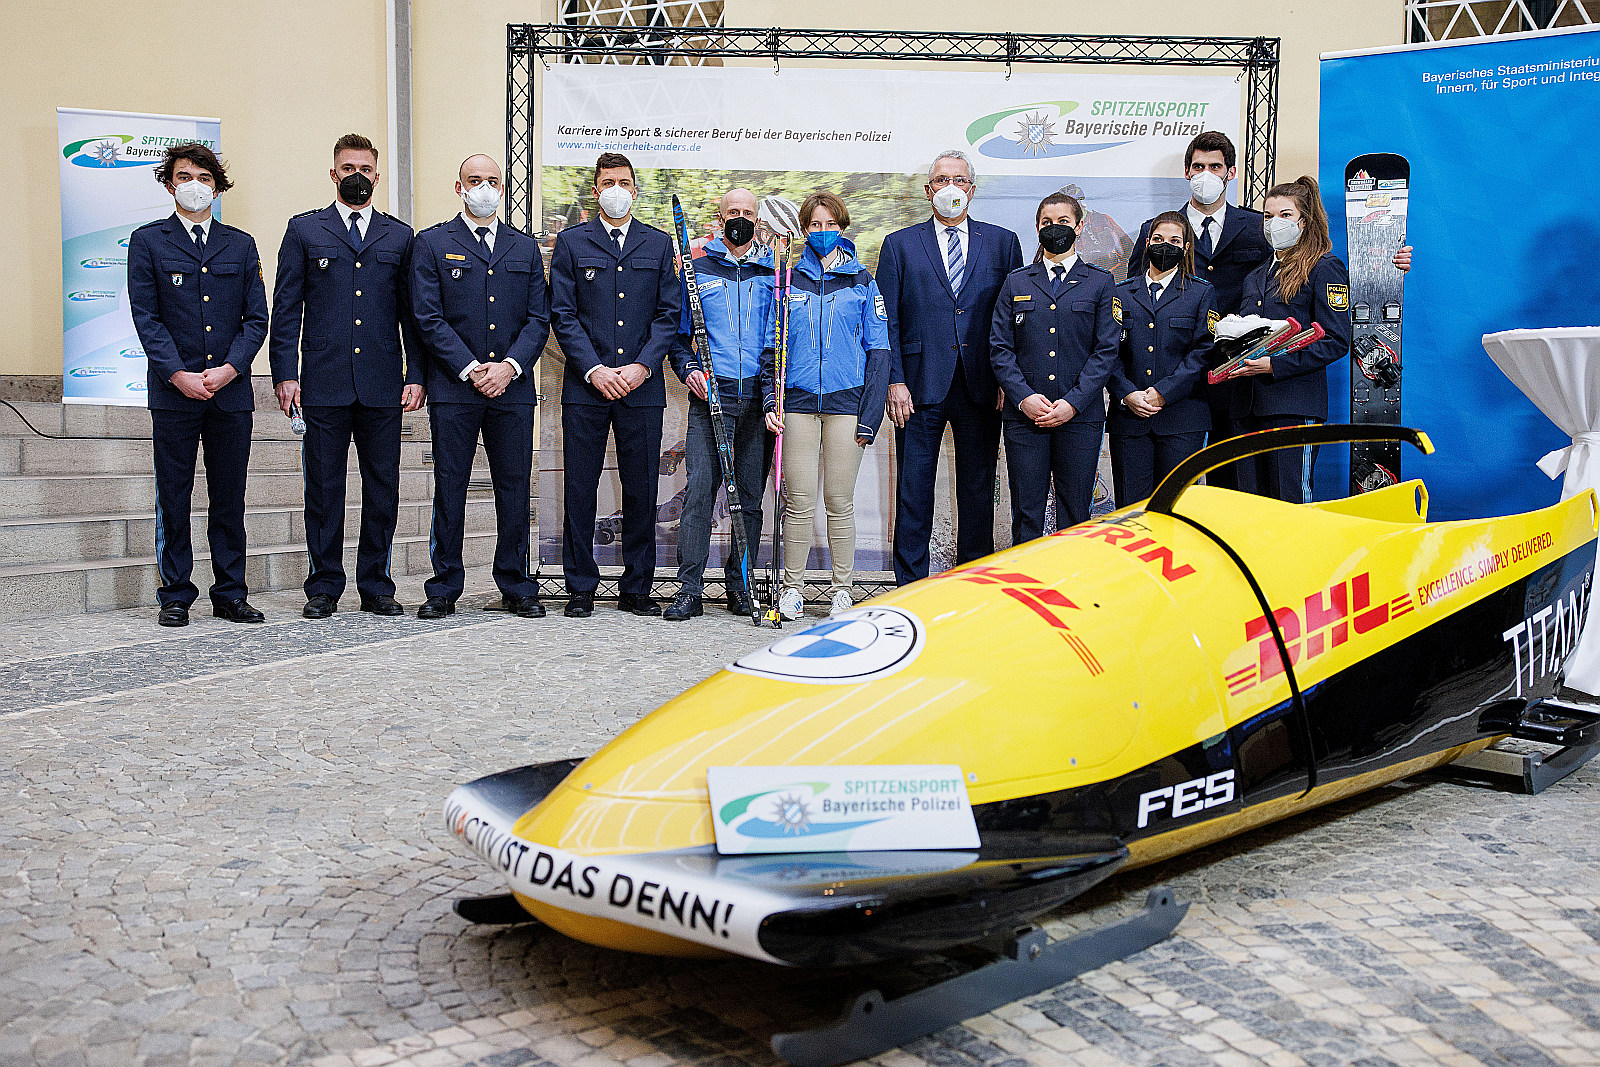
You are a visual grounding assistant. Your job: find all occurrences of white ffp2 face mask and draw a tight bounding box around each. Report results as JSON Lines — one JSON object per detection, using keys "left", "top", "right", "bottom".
{"left": 174, "top": 179, "right": 214, "bottom": 213}
{"left": 931, "top": 184, "right": 968, "bottom": 219}
{"left": 1264, "top": 216, "right": 1302, "bottom": 251}
{"left": 462, "top": 182, "right": 501, "bottom": 218}
{"left": 1189, "top": 171, "right": 1226, "bottom": 206}
{"left": 597, "top": 186, "right": 634, "bottom": 221}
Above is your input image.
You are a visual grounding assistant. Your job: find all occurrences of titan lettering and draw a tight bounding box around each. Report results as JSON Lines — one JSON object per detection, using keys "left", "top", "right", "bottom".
{"left": 1503, "top": 580, "right": 1591, "bottom": 696}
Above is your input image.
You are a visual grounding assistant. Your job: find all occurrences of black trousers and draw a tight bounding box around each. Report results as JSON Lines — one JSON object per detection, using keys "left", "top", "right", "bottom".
{"left": 1204, "top": 382, "right": 1243, "bottom": 490}
{"left": 426, "top": 400, "right": 537, "bottom": 602}
{"left": 676, "top": 394, "right": 771, "bottom": 597}
{"left": 1237, "top": 415, "right": 1321, "bottom": 503}
{"left": 563, "top": 401, "right": 665, "bottom": 596}
{"left": 893, "top": 381, "right": 1002, "bottom": 585}
{"left": 151, "top": 404, "right": 252, "bottom": 608}
{"left": 1003, "top": 417, "right": 1104, "bottom": 543}
{"left": 1109, "top": 429, "right": 1207, "bottom": 508}
{"left": 302, "top": 402, "right": 401, "bottom": 601}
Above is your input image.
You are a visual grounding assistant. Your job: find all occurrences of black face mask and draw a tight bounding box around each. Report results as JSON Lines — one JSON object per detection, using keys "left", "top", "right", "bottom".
{"left": 1038, "top": 223, "right": 1077, "bottom": 255}
{"left": 338, "top": 172, "right": 374, "bottom": 207}
{"left": 1145, "top": 241, "right": 1185, "bottom": 273}
{"left": 723, "top": 216, "right": 756, "bottom": 247}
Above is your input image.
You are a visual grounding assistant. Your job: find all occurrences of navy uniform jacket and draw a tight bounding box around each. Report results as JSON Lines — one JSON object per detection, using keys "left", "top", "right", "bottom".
{"left": 1128, "top": 204, "right": 1272, "bottom": 316}
{"left": 1108, "top": 275, "right": 1218, "bottom": 437}
{"left": 877, "top": 218, "right": 1024, "bottom": 407}
{"left": 550, "top": 217, "right": 681, "bottom": 408}
{"left": 268, "top": 204, "right": 422, "bottom": 406}
{"left": 409, "top": 217, "right": 549, "bottom": 406}
{"left": 127, "top": 215, "right": 268, "bottom": 412}
{"left": 1234, "top": 252, "right": 1353, "bottom": 420}
{"left": 989, "top": 259, "right": 1120, "bottom": 422}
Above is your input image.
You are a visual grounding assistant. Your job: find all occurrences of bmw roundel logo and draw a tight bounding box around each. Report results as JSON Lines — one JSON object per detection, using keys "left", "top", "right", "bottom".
{"left": 730, "top": 606, "right": 924, "bottom": 685}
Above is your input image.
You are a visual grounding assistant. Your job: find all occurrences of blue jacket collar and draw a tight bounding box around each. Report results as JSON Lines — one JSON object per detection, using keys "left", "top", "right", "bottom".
{"left": 796, "top": 235, "right": 863, "bottom": 280}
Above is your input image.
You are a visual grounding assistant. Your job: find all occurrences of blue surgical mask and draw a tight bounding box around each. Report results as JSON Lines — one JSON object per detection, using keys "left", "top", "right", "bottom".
{"left": 807, "top": 230, "right": 841, "bottom": 257}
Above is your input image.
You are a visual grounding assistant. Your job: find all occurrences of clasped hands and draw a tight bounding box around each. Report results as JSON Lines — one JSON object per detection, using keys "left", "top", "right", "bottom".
{"left": 1019, "top": 393, "right": 1077, "bottom": 428}
{"left": 1121, "top": 387, "right": 1166, "bottom": 418}
{"left": 589, "top": 362, "right": 648, "bottom": 401}
{"left": 172, "top": 364, "right": 238, "bottom": 401}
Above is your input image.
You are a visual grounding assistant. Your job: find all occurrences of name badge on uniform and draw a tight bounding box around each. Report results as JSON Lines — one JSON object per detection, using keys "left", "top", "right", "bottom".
{"left": 1112, "top": 296, "right": 1122, "bottom": 324}
{"left": 170, "top": 273, "right": 183, "bottom": 287}
{"left": 317, "top": 258, "right": 329, "bottom": 270}
{"left": 584, "top": 267, "right": 597, "bottom": 281}
{"left": 1013, "top": 294, "right": 1031, "bottom": 302}
{"left": 445, "top": 253, "right": 466, "bottom": 261}
{"left": 450, "top": 268, "right": 462, "bottom": 280}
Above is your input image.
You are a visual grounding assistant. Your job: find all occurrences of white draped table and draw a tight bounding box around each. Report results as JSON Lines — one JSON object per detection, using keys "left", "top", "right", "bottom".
{"left": 1483, "top": 326, "right": 1600, "bottom": 695}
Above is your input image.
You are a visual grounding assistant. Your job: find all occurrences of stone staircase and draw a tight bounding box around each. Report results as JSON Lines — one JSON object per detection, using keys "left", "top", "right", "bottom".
{"left": 0, "top": 387, "right": 499, "bottom": 621}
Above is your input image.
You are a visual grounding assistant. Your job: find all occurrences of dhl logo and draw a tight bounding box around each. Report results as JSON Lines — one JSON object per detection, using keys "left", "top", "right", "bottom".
{"left": 1225, "top": 573, "right": 1415, "bottom": 695}
{"left": 952, "top": 564, "right": 1103, "bottom": 676}
{"left": 1056, "top": 520, "right": 1197, "bottom": 582}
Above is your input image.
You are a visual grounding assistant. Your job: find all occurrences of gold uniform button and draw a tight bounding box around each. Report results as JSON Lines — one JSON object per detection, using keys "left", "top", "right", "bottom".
{"left": 1207, "top": 265, "right": 1214, "bottom": 271}
{"left": 203, "top": 295, "right": 209, "bottom": 302}
{"left": 355, "top": 261, "right": 362, "bottom": 268}
{"left": 489, "top": 296, "right": 495, "bottom": 302}
{"left": 1048, "top": 374, "right": 1056, "bottom": 381}
{"left": 1147, "top": 370, "right": 1154, "bottom": 376}
{"left": 618, "top": 293, "right": 625, "bottom": 299}
{"left": 354, "top": 348, "right": 361, "bottom": 354}
{"left": 1048, "top": 350, "right": 1055, "bottom": 357}
{"left": 201, "top": 267, "right": 208, "bottom": 273}
{"left": 354, "top": 319, "right": 362, "bottom": 326}
{"left": 205, "top": 325, "right": 211, "bottom": 332}
{"left": 617, "top": 265, "right": 624, "bottom": 272}
{"left": 489, "top": 352, "right": 496, "bottom": 358}
{"left": 356, "top": 290, "right": 363, "bottom": 297}
{"left": 487, "top": 269, "right": 494, "bottom": 276}
{"left": 1049, "top": 304, "right": 1056, "bottom": 310}
{"left": 1148, "top": 323, "right": 1155, "bottom": 329}
{"left": 617, "top": 320, "right": 624, "bottom": 326}
{"left": 206, "top": 355, "right": 213, "bottom": 362}
{"left": 1148, "top": 346, "right": 1155, "bottom": 352}
{"left": 489, "top": 324, "right": 496, "bottom": 330}
{"left": 1049, "top": 327, "right": 1056, "bottom": 334}
{"left": 617, "top": 347, "right": 625, "bottom": 354}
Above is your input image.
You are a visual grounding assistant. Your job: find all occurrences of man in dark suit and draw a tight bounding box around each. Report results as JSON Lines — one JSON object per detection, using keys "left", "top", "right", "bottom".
{"left": 270, "top": 133, "right": 424, "bottom": 620}
{"left": 1127, "top": 132, "right": 1273, "bottom": 491}
{"left": 127, "top": 143, "right": 269, "bottom": 627}
{"left": 410, "top": 154, "right": 549, "bottom": 619}
{"left": 879, "top": 150, "right": 1023, "bottom": 585}
{"left": 549, "top": 152, "right": 681, "bottom": 618}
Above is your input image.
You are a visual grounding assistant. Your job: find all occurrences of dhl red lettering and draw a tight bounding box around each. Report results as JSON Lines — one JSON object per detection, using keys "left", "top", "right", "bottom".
{"left": 957, "top": 565, "right": 1039, "bottom": 586}
{"left": 1003, "top": 588, "right": 1069, "bottom": 629}
{"left": 1351, "top": 572, "right": 1388, "bottom": 633}
{"left": 1119, "top": 537, "right": 1157, "bottom": 554}
{"left": 1137, "top": 546, "right": 1196, "bottom": 582}
{"left": 1304, "top": 583, "right": 1349, "bottom": 650}
{"left": 1084, "top": 526, "right": 1137, "bottom": 545}
{"left": 1245, "top": 608, "right": 1300, "bottom": 680}
{"left": 1031, "top": 588, "right": 1078, "bottom": 609}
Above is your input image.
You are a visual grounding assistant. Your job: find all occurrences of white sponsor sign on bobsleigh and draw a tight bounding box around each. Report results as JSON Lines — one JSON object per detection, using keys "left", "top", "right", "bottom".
{"left": 707, "top": 764, "right": 981, "bottom": 855}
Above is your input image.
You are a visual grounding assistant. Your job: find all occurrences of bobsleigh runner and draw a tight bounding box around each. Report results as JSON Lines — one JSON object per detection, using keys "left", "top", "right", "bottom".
{"left": 443, "top": 426, "right": 1600, "bottom": 1066}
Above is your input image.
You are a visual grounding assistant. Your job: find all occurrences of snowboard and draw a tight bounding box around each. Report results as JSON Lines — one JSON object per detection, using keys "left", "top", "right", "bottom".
{"left": 1345, "top": 153, "right": 1409, "bottom": 494}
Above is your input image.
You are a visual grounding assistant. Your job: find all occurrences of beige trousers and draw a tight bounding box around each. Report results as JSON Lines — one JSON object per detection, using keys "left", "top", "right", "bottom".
{"left": 780, "top": 413, "right": 866, "bottom": 594}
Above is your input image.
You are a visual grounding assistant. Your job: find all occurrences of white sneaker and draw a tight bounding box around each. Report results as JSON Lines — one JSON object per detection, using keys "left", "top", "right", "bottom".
{"left": 830, "top": 589, "right": 853, "bottom": 616}
{"left": 778, "top": 587, "right": 804, "bottom": 621}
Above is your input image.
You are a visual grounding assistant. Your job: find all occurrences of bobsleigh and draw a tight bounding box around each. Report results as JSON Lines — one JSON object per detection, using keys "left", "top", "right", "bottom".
{"left": 444, "top": 426, "right": 1600, "bottom": 1065}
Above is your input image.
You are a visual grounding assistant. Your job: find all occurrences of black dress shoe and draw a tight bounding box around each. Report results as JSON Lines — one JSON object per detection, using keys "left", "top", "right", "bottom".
{"left": 726, "top": 587, "right": 753, "bottom": 617}
{"left": 303, "top": 593, "right": 337, "bottom": 619}
{"left": 417, "top": 596, "right": 456, "bottom": 620}
{"left": 618, "top": 592, "right": 662, "bottom": 617}
{"left": 213, "top": 598, "right": 265, "bottom": 623}
{"left": 510, "top": 595, "right": 547, "bottom": 619}
{"left": 360, "top": 594, "right": 405, "bottom": 617}
{"left": 157, "top": 603, "right": 189, "bottom": 627}
{"left": 663, "top": 591, "right": 703, "bottom": 621}
{"left": 564, "top": 591, "right": 594, "bottom": 618}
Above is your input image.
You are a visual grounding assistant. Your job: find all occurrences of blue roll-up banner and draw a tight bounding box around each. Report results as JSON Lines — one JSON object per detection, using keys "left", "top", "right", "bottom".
{"left": 57, "top": 108, "right": 222, "bottom": 407}
{"left": 1318, "top": 26, "right": 1600, "bottom": 518}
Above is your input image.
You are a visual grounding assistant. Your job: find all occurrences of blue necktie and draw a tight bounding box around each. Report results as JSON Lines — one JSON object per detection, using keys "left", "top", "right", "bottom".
{"left": 348, "top": 212, "right": 362, "bottom": 247}
{"left": 945, "top": 226, "right": 964, "bottom": 294}
{"left": 1198, "top": 216, "right": 1214, "bottom": 257}
{"left": 191, "top": 224, "right": 205, "bottom": 256}
{"left": 1151, "top": 281, "right": 1162, "bottom": 306}
{"left": 1051, "top": 265, "right": 1065, "bottom": 294}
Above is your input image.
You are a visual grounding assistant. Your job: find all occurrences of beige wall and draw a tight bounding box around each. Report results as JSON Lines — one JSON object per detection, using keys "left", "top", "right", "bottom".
{"left": 2, "top": 0, "right": 1395, "bottom": 380}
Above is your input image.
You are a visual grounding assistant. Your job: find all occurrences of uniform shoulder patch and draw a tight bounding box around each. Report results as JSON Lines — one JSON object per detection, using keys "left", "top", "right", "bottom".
{"left": 1207, "top": 309, "right": 1220, "bottom": 332}
{"left": 1112, "top": 296, "right": 1122, "bottom": 323}
{"left": 1326, "top": 283, "right": 1349, "bottom": 311}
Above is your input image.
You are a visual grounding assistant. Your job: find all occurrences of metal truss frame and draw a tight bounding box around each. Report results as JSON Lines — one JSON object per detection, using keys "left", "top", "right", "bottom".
{"left": 1405, "top": 0, "right": 1594, "bottom": 42}
{"left": 506, "top": 24, "right": 1281, "bottom": 230}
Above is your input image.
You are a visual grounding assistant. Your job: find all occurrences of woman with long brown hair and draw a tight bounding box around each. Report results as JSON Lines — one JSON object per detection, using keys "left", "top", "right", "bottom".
{"left": 1224, "top": 175, "right": 1352, "bottom": 502}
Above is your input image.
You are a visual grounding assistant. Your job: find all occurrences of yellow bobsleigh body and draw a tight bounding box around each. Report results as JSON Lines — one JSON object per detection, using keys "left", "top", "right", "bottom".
{"left": 447, "top": 452, "right": 1596, "bottom": 967}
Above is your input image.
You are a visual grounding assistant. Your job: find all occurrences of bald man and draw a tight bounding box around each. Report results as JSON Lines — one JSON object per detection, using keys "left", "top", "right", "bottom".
{"left": 663, "top": 188, "right": 775, "bottom": 620}
{"left": 410, "top": 154, "right": 550, "bottom": 619}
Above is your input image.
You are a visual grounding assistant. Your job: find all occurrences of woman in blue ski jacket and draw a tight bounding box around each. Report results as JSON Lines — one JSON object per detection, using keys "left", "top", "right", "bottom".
{"left": 762, "top": 191, "right": 891, "bottom": 620}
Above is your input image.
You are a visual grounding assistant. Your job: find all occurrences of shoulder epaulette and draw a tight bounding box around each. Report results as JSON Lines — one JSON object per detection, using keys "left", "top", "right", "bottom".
{"left": 131, "top": 218, "right": 165, "bottom": 232}
{"left": 290, "top": 208, "right": 319, "bottom": 220}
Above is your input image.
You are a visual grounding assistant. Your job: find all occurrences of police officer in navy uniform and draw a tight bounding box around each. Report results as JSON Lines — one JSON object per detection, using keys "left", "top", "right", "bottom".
{"left": 549, "top": 152, "right": 681, "bottom": 618}
{"left": 270, "top": 134, "right": 424, "bottom": 620}
{"left": 989, "top": 192, "right": 1120, "bottom": 541}
{"left": 1128, "top": 133, "right": 1271, "bottom": 490}
{"left": 1228, "top": 176, "right": 1354, "bottom": 502}
{"left": 127, "top": 143, "right": 269, "bottom": 627}
{"left": 1109, "top": 212, "right": 1218, "bottom": 506}
{"left": 410, "top": 154, "right": 550, "bottom": 618}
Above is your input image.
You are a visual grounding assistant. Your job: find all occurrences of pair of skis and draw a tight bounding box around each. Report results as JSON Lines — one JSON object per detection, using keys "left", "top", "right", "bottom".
{"left": 669, "top": 195, "right": 800, "bottom": 627}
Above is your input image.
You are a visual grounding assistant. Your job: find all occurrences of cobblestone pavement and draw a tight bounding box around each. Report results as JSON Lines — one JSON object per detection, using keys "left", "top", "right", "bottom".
{"left": 2, "top": 570, "right": 1599, "bottom": 1067}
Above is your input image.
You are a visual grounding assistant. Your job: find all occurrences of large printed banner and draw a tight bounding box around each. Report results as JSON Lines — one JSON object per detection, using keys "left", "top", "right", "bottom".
{"left": 58, "top": 108, "right": 222, "bottom": 406}
{"left": 538, "top": 66, "right": 1239, "bottom": 575}
{"left": 1319, "top": 28, "right": 1600, "bottom": 517}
